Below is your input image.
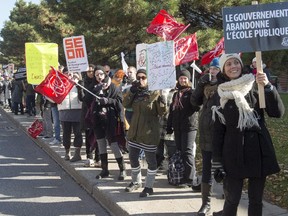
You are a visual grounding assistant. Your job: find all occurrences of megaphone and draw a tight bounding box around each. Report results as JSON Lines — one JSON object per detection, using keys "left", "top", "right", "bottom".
{"left": 190, "top": 61, "right": 202, "bottom": 74}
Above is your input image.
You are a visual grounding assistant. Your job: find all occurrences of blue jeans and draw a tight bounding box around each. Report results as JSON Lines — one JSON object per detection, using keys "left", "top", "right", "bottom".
{"left": 51, "top": 106, "right": 61, "bottom": 141}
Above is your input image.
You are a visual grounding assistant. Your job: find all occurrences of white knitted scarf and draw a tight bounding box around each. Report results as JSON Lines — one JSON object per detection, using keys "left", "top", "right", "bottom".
{"left": 212, "top": 73, "right": 259, "bottom": 131}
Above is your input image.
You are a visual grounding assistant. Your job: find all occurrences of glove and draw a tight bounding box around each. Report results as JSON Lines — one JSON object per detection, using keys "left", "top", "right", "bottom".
{"left": 98, "top": 97, "right": 109, "bottom": 105}
{"left": 198, "top": 73, "right": 211, "bottom": 86}
{"left": 166, "top": 127, "right": 174, "bottom": 134}
{"left": 130, "top": 81, "right": 140, "bottom": 93}
{"left": 211, "top": 161, "right": 226, "bottom": 183}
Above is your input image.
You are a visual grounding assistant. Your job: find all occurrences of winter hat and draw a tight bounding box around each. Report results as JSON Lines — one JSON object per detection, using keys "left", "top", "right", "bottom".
{"left": 210, "top": 57, "right": 220, "bottom": 68}
{"left": 219, "top": 53, "right": 243, "bottom": 72}
{"left": 136, "top": 69, "right": 147, "bottom": 76}
{"left": 94, "top": 65, "right": 105, "bottom": 73}
{"left": 177, "top": 69, "right": 191, "bottom": 80}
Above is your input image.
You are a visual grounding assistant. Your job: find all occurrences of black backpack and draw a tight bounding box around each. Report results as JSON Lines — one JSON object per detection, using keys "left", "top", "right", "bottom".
{"left": 167, "top": 150, "right": 185, "bottom": 186}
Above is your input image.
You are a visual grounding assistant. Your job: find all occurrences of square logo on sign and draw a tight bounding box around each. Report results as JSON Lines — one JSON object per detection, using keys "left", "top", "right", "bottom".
{"left": 65, "top": 37, "right": 85, "bottom": 59}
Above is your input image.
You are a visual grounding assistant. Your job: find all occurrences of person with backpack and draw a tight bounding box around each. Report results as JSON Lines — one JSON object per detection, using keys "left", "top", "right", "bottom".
{"left": 167, "top": 69, "right": 201, "bottom": 189}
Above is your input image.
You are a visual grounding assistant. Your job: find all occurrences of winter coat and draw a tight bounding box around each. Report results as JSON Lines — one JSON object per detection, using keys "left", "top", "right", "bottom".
{"left": 123, "top": 88, "right": 167, "bottom": 146}
{"left": 11, "top": 80, "right": 24, "bottom": 103}
{"left": 191, "top": 82, "right": 218, "bottom": 151}
{"left": 212, "top": 84, "right": 285, "bottom": 179}
{"left": 92, "top": 81, "right": 124, "bottom": 139}
{"left": 167, "top": 86, "right": 200, "bottom": 133}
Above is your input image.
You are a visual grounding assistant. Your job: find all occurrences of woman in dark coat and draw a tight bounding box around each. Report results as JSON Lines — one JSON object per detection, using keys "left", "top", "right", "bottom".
{"left": 91, "top": 65, "right": 126, "bottom": 180}
{"left": 167, "top": 69, "right": 200, "bottom": 188}
{"left": 211, "top": 54, "right": 285, "bottom": 216}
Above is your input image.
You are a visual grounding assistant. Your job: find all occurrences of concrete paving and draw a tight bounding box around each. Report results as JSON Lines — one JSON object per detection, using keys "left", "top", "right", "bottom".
{"left": 1, "top": 107, "right": 288, "bottom": 216}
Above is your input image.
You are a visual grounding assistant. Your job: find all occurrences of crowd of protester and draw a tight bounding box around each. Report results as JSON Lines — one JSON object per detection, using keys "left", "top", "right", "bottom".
{"left": 0, "top": 54, "right": 285, "bottom": 216}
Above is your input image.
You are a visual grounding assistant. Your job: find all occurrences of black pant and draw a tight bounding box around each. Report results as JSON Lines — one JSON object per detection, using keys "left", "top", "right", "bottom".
{"left": 62, "top": 121, "right": 83, "bottom": 149}
{"left": 223, "top": 175, "right": 266, "bottom": 216}
{"left": 201, "top": 150, "right": 212, "bottom": 184}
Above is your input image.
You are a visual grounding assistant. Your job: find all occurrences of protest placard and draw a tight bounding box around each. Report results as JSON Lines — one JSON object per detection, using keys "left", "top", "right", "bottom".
{"left": 136, "top": 43, "right": 147, "bottom": 70}
{"left": 146, "top": 41, "right": 176, "bottom": 91}
{"left": 25, "top": 43, "right": 58, "bottom": 84}
{"left": 63, "top": 35, "right": 89, "bottom": 73}
{"left": 223, "top": 2, "right": 288, "bottom": 53}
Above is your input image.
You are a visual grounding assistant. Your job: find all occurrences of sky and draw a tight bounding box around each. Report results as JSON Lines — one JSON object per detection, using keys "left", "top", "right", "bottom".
{"left": 0, "top": 0, "right": 41, "bottom": 32}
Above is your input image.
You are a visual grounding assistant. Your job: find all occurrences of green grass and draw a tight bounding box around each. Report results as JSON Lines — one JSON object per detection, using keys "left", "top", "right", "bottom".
{"left": 265, "top": 93, "right": 288, "bottom": 209}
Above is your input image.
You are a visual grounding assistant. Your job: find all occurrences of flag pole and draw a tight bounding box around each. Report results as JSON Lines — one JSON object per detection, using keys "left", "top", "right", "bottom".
{"left": 74, "top": 81, "right": 100, "bottom": 99}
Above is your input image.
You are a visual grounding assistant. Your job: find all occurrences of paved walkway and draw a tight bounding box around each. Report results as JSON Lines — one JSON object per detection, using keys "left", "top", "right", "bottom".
{"left": 1, "top": 107, "right": 288, "bottom": 216}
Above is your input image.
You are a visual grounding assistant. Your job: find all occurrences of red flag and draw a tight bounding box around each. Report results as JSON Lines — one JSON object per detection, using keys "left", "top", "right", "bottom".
{"left": 146, "top": 9, "right": 190, "bottom": 41}
{"left": 201, "top": 37, "right": 225, "bottom": 66}
{"left": 174, "top": 33, "right": 199, "bottom": 66}
{"left": 34, "top": 67, "right": 74, "bottom": 104}
{"left": 27, "top": 119, "right": 43, "bottom": 138}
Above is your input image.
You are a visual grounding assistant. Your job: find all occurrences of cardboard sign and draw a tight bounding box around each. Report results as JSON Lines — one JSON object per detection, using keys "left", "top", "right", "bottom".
{"left": 136, "top": 43, "right": 147, "bottom": 70}
{"left": 25, "top": 43, "right": 58, "bottom": 84}
{"left": 63, "top": 35, "right": 89, "bottom": 73}
{"left": 223, "top": 2, "right": 288, "bottom": 53}
{"left": 146, "top": 41, "right": 176, "bottom": 91}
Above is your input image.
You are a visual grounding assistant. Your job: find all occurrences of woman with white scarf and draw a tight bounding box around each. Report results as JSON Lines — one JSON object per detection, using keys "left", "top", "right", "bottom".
{"left": 211, "top": 54, "right": 285, "bottom": 216}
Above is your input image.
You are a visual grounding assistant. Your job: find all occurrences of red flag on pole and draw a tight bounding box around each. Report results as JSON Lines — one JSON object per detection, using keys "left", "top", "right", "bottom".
{"left": 200, "top": 37, "right": 225, "bottom": 66}
{"left": 34, "top": 67, "right": 74, "bottom": 104}
{"left": 174, "top": 33, "right": 199, "bottom": 66}
{"left": 146, "top": 9, "right": 190, "bottom": 41}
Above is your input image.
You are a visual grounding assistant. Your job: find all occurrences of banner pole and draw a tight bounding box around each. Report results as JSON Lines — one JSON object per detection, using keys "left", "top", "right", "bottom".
{"left": 252, "top": 1, "right": 266, "bottom": 108}
{"left": 74, "top": 81, "right": 100, "bottom": 99}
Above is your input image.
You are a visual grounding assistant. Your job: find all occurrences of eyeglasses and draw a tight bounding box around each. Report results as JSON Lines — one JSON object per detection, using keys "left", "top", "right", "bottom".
{"left": 137, "top": 76, "right": 147, "bottom": 80}
{"left": 87, "top": 70, "right": 94, "bottom": 73}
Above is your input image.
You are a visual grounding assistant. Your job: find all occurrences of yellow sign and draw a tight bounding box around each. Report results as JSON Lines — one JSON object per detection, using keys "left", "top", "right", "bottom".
{"left": 25, "top": 43, "right": 58, "bottom": 84}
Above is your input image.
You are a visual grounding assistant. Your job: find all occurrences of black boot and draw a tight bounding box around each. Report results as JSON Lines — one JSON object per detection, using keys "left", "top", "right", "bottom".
{"left": 116, "top": 157, "right": 126, "bottom": 180}
{"left": 197, "top": 183, "right": 211, "bottom": 216}
{"left": 96, "top": 153, "right": 109, "bottom": 179}
{"left": 212, "top": 210, "right": 223, "bottom": 216}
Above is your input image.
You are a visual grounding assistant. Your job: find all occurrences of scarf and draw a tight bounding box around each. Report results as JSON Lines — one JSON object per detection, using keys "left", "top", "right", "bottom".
{"left": 212, "top": 73, "right": 259, "bottom": 131}
{"left": 172, "top": 86, "right": 191, "bottom": 111}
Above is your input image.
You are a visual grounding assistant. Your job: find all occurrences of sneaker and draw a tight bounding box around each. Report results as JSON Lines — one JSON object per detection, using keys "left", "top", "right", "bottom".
{"left": 49, "top": 139, "right": 61, "bottom": 145}
{"left": 125, "top": 182, "right": 142, "bottom": 192}
{"left": 139, "top": 187, "right": 153, "bottom": 197}
{"left": 94, "top": 161, "right": 101, "bottom": 168}
{"left": 83, "top": 159, "right": 94, "bottom": 167}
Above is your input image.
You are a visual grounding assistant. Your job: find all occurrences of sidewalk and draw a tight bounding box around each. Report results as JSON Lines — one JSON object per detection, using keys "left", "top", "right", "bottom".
{"left": 1, "top": 107, "right": 287, "bottom": 216}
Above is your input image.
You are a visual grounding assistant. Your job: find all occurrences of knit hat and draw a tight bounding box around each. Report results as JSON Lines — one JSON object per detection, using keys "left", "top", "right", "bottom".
{"left": 177, "top": 69, "right": 191, "bottom": 80}
{"left": 94, "top": 65, "right": 105, "bottom": 73}
{"left": 219, "top": 53, "right": 243, "bottom": 72}
{"left": 136, "top": 69, "right": 147, "bottom": 76}
{"left": 210, "top": 57, "right": 220, "bottom": 68}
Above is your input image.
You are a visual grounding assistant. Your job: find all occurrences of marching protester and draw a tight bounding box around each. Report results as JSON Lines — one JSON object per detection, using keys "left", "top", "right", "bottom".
{"left": 167, "top": 69, "right": 201, "bottom": 189}
{"left": 191, "top": 58, "right": 221, "bottom": 216}
{"left": 58, "top": 67, "right": 83, "bottom": 162}
{"left": 211, "top": 53, "right": 285, "bottom": 216}
{"left": 123, "top": 69, "right": 167, "bottom": 197}
{"left": 77, "top": 64, "right": 101, "bottom": 167}
{"left": 92, "top": 65, "right": 127, "bottom": 180}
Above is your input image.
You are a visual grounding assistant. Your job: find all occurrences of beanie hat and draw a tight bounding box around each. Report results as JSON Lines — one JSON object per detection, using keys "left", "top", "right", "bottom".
{"left": 136, "top": 69, "right": 147, "bottom": 76}
{"left": 219, "top": 53, "right": 243, "bottom": 72}
{"left": 94, "top": 65, "right": 105, "bottom": 73}
{"left": 177, "top": 69, "right": 191, "bottom": 80}
{"left": 210, "top": 57, "right": 220, "bottom": 68}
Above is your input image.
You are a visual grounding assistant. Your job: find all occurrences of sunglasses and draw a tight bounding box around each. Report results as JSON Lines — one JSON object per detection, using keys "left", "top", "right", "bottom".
{"left": 137, "top": 76, "right": 147, "bottom": 80}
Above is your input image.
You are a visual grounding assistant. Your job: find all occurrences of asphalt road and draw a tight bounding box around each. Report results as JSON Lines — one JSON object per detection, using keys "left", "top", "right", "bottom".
{"left": 0, "top": 112, "right": 110, "bottom": 216}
